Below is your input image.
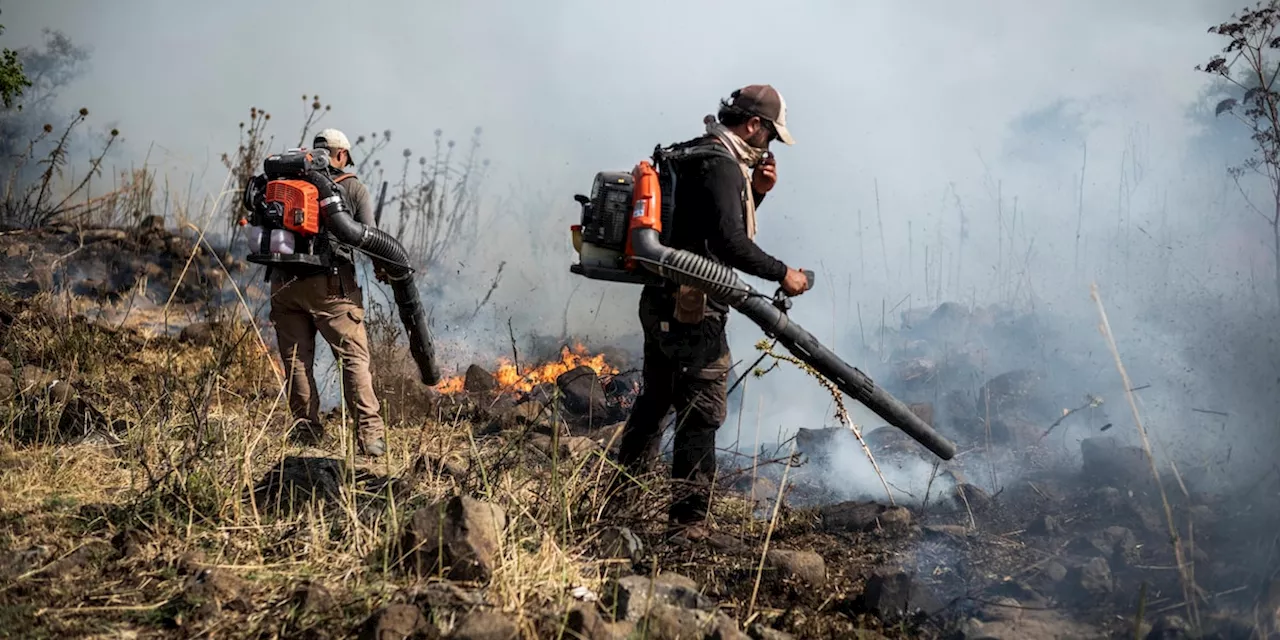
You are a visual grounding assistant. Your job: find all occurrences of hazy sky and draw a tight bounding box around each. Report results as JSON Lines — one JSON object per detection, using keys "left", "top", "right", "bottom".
{"left": 6, "top": 1, "right": 1272, "bottom": 484}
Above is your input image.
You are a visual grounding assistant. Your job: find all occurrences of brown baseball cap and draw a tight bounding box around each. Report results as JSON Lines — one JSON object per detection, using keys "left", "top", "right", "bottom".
{"left": 729, "top": 84, "right": 795, "bottom": 145}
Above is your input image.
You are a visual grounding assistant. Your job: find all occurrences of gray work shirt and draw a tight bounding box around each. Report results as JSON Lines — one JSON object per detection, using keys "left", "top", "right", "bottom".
{"left": 336, "top": 173, "right": 376, "bottom": 227}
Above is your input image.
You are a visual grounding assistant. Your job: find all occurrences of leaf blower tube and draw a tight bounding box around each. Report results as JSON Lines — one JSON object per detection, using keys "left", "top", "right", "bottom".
{"left": 308, "top": 170, "right": 441, "bottom": 386}
{"left": 629, "top": 226, "right": 957, "bottom": 461}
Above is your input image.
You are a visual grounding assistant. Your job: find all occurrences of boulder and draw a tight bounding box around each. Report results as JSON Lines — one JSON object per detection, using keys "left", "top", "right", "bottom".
{"left": 636, "top": 603, "right": 747, "bottom": 640}
{"left": 857, "top": 568, "right": 938, "bottom": 620}
{"left": 361, "top": 603, "right": 433, "bottom": 640}
{"left": 528, "top": 433, "right": 600, "bottom": 460}
{"left": 400, "top": 496, "right": 507, "bottom": 582}
{"left": 451, "top": 610, "right": 518, "bottom": 640}
{"left": 464, "top": 365, "right": 497, "bottom": 393}
{"left": 820, "top": 501, "right": 912, "bottom": 534}
{"left": 1067, "top": 526, "right": 1139, "bottom": 567}
{"left": 556, "top": 366, "right": 607, "bottom": 419}
{"left": 1069, "top": 557, "right": 1113, "bottom": 599}
{"left": 765, "top": 549, "right": 827, "bottom": 587}
{"left": 252, "top": 456, "right": 345, "bottom": 515}
{"left": 602, "top": 573, "right": 713, "bottom": 622}
{"left": 565, "top": 606, "right": 633, "bottom": 640}
{"left": 595, "top": 526, "right": 643, "bottom": 563}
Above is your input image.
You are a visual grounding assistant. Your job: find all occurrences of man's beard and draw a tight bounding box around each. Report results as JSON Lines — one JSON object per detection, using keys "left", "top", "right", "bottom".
{"left": 747, "top": 128, "right": 772, "bottom": 150}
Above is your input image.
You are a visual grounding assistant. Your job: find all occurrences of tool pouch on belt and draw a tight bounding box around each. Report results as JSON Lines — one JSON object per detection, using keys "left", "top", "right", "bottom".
{"left": 673, "top": 285, "right": 707, "bottom": 324}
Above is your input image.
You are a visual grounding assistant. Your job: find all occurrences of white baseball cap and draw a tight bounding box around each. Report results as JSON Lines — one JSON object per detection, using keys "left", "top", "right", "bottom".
{"left": 313, "top": 128, "right": 354, "bottom": 166}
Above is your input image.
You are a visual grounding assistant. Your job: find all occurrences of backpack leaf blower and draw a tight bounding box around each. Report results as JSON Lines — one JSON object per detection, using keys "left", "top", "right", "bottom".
{"left": 241, "top": 148, "right": 442, "bottom": 386}
{"left": 569, "top": 148, "right": 957, "bottom": 461}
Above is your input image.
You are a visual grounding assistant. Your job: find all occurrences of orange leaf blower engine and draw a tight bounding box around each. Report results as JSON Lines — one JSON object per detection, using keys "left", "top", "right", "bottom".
{"left": 569, "top": 154, "right": 670, "bottom": 287}
{"left": 238, "top": 149, "right": 333, "bottom": 274}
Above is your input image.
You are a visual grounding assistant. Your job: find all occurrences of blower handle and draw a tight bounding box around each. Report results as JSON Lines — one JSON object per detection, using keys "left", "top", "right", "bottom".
{"left": 772, "top": 270, "right": 817, "bottom": 312}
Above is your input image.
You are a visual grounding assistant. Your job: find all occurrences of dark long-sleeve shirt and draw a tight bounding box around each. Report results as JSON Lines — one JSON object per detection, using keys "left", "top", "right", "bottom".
{"left": 665, "top": 138, "right": 788, "bottom": 283}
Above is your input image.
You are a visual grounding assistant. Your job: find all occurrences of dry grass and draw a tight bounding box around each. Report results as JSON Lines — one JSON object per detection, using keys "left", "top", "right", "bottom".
{"left": 0, "top": 291, "right": 791, "bottom": 638}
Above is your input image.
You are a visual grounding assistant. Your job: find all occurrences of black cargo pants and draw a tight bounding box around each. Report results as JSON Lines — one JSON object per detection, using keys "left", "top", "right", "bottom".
{"left": 616, "top": 286, "right": 731, "bottom": 524}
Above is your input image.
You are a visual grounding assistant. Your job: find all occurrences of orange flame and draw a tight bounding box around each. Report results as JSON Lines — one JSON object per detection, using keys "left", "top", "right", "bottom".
{"left": 434, "top": 343, "right": 620, "bottom": 395}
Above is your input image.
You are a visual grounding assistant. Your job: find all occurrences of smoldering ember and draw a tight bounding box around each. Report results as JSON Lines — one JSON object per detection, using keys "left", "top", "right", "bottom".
{"left": 4, "top": 4, "right": 1280, "bottom": 640}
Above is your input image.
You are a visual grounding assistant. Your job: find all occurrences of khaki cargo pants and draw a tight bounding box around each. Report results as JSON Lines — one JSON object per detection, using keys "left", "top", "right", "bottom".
{"left": 269, "top": 264, "right": 384, "bottom": 442}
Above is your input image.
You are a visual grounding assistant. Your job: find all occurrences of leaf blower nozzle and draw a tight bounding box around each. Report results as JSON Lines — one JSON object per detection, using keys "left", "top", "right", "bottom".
{"left": 306, "top": 169, "right": 441, "bottom": 386}
{"left": 628, "top": 227, "right": 956, "bottom": 460}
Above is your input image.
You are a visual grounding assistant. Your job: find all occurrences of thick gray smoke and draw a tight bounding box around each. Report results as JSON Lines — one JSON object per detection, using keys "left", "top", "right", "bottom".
{"left": 8, "top": 0, "right": 1277, "bottom": 498}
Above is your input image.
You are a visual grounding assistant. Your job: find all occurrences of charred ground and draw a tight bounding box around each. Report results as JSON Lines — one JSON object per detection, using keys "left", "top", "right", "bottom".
{"left": 0, "top": 222, "right": 1278, "bottom": 640}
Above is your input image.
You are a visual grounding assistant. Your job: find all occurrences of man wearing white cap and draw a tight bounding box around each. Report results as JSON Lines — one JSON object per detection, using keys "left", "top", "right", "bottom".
{"left": 267, "top": 127, "right": 386, "bottom": 457}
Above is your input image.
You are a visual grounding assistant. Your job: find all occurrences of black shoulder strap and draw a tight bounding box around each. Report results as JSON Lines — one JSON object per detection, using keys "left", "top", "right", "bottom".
{"left": 653, "top": 138, "right": 735, "bottom": 168}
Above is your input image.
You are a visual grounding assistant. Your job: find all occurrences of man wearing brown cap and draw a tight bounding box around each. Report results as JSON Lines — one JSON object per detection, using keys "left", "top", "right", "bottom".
{"left": 267, "top": 128, "right": 387, "bottom": 457}
{"left": 612, "top": 84, "right": 811, "bottom": 533}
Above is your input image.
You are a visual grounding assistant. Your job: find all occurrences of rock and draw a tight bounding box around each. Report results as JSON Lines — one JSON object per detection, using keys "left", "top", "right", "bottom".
{"left": 137, "top": 214, "right": 166, "bottom": 233}
{"left": 415, "top": 452, "right": 470, "bottom": 480}
{"left": 959, "top": 609, "right": 1102, "bottom": 640}
{"left": 1028, "top": 515, "right": 1063, "bottom": 536}
{"left": 361, "top": 603, "right": 432, "bottom": 640}
{"left": 252, "top": 456, "right": 345, "bottom": 515}
{"left": 1043, "top": 561, "right": 1068, "bottom": 582}
{"left": 0, "top": 357, "right": 13, "bottom": 378}
{"left": 81, "top": 228, "right": 129, "bottom": 244}
{"left": 1145, "top": 614, "right": 1193, "bottom": 640}
{"left": 556, "top": 366, "right": 607, "bottom": 419}
{"left": 0, "top": 372, "right": 13, "bottom": 403}
{"left": 45, "top": 540, "right": 112, "bottom": 578}
{"left": 528, "top": 433, "right": 600, "bottom": 459}
{"left": 464, "top": 365, "right": 497, "bottom": 393}
{"left": 451, "top": 610, "right": 518, "bottom": 640}
{"left": 1081, "top": 437, "right": 1149, "bottom": 488}
{"left": 894, "top": 357, "right": 938, "bottom": 391}
{"left": 602, "top": 573, "right": 713, "bottom": 622}
{"left": 1067, "top": 526, "right": 1138, "bottom": 566}
{"left": 908, "top": 402, "right": 934, "bottom": 426}
{"left": 179, "top": 322, "right": 217, "bottom": 346}
{"left": 183, "top": 567, "right": 250, "bottom": 614}
{"left": 1070, "top": 557, "right": 1112, "bottom": 598}
{"left": 400, "top": 496, "right": 507, "bottom": 582}
{"left": 858, "top": 568, "right": 937, "bottom": 620}
{"left": 976, "top": 597, "right": 1023, "bottom": 623}
{"left": 596, "top": 526, "right": 643, "bottom": 563}
{"left": 921, "top": 524, "right": 971, "bottom": 540}
{"left": 636, "top": 603, "right": 747, "bottom": 640}
{"left": 765, "top": 549, "right": 826, "bottom": 587}
{"left": 112, "top": 528, "right": 151, "bottom": 560}
{"left": 865, "top": 427, "right": 928, "bottom": 460}
{"left": 820, "top": 501, "right": 912, "bottom": 534}
{"left": 738, "top": 475, "right": 780, "bottom": 505}
{"left": 292, "top": 581, "right": 336, "bottom": 615}
{"left": 566, "top": 605, "right": 632, "bottom": 640}
{"left": 498, "top": 401, "right": 545, "bottom": 427}
{"left": 954, "top": 484, "right": 992, "bottom": 513}
{"left": 747, "top": 623, "right": 797, "bottom": 640}
{"left": 18, "top": 365, "right": 74, "bottom": 405}
{"left": 795, "top": 426, "right": 857, "bottom": 463}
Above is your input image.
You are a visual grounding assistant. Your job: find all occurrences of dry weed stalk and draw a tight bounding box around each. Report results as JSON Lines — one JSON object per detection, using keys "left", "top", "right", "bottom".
{"left": 1091, "top": 282, "right": 1198, "bottom": 626}
{"left": 754, "top": 339, "right": 895, "bottom": 505}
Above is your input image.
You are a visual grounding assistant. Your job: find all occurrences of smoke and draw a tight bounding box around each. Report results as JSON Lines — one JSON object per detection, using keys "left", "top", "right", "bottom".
{"left": 6, "top": 0, "right": 1278, "bottom": 501}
